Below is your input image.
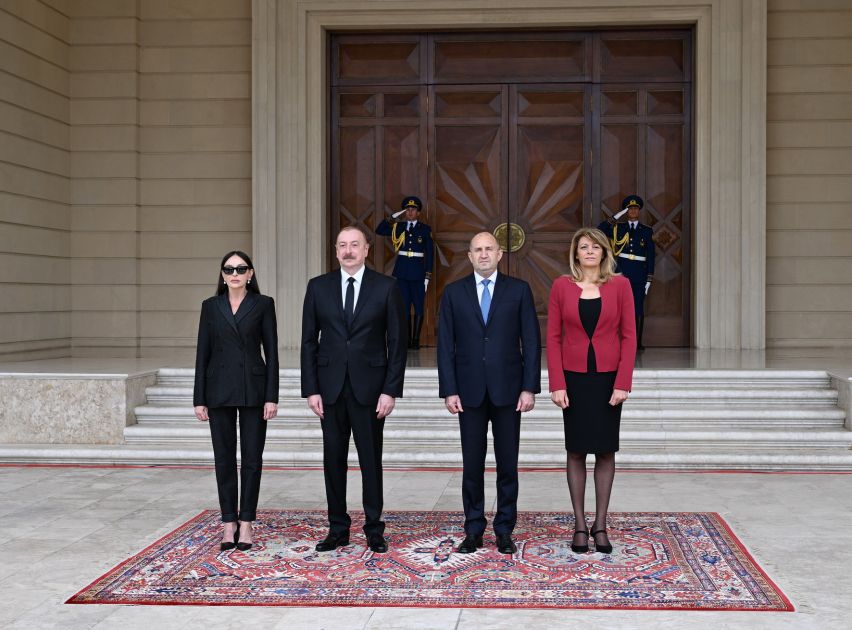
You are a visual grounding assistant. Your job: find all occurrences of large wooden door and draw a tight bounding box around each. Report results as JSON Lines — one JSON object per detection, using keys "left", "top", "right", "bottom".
{"left": 330, "top": 30, "right": 692, "bottom": 347}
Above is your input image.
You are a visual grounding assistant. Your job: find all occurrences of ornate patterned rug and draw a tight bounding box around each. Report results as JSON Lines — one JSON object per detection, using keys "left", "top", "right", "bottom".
{"left": 68, "top": 510, "right": 792, "bottom": 610}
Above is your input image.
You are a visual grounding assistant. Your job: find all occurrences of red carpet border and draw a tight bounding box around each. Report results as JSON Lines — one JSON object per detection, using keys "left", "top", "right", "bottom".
{"left": 68, "top": 510, "right": 792, "bottom": 611}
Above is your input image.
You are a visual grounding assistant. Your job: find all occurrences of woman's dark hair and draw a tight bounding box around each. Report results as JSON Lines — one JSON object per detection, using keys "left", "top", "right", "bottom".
{"left": 216, "top": 250, "right": 260, "bottom": 296}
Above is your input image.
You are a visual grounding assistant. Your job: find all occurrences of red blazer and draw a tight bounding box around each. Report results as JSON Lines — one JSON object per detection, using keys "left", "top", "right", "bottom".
{"left": 546, "top": 274, "right": 636, "bottom": 392}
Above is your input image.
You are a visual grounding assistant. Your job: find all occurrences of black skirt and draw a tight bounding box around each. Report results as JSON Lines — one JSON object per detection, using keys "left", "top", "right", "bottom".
{"left": 562, "top": 369, "right": 622, "bottom": 454}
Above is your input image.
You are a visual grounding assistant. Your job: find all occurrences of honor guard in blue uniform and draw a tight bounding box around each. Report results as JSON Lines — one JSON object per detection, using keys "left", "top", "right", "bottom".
{"left": 376, "top": 196, "right": 434, "bottom": 349}
{"left": 598, "top": 195, "right": 655, "bottom": 350}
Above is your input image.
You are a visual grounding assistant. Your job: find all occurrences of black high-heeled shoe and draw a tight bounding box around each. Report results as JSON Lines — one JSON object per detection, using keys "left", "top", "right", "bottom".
{"left": 591, "top": 528, "right": 613, "bottom": 554}
{"left": 220, "top": 524, "right": 238, "bottom": 551}
{"left": 236, "top": 522, "right": 253, "bottom": 551}
{"left": 570, "top": 529, "right": 589, "bottom": 553}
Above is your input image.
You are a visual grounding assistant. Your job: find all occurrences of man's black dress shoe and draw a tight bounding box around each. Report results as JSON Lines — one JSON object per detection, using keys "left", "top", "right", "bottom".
{"left": 315, "top": 532, "right": 349, "bottom": 552}
{"left": 456, "top": 534, "right": 484, "bottom": 554}
{"left": 495, "top": 534, "right": 517, "bottom": 554}
{"left": 367, "top": 534, "right": 388, "bottom": 553}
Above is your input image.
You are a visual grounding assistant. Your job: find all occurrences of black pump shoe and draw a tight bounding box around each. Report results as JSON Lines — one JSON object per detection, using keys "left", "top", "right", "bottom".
{"left": 570, "top": 529, "right": 589, "bottom": 553}
{"left": 591, "top": 528, "right": 613, "bottom": 554}
{"left": 236, "top": 522, "right": 254, "bottom": 551}
{"left": 220, "top": 524, "right": 239, "bottom": 551}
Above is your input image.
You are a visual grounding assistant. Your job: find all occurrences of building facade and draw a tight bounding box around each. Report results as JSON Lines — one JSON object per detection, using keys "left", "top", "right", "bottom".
{"left": 1, "top": 0, "right": 850, "bottom": 359}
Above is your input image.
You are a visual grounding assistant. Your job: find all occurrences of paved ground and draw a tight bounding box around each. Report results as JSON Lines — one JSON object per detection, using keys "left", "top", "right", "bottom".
{"left": 2, "top": 465, "right": 850, "bottom": 629}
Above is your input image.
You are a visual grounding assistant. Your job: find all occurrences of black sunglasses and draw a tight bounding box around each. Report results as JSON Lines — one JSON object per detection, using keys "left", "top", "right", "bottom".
{"left": 222, "top": 265, "right": 250, "bottom": 275}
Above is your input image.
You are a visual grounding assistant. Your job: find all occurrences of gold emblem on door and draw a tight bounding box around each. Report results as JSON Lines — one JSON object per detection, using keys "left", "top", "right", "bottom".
{"left": 493, "top": 222, "right": 526, "bottom": 253}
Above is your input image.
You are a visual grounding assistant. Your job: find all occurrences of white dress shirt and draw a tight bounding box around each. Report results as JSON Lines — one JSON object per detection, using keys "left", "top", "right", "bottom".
{"left": 629, "top": 221, "right": 638, "bottom": 229}
{"left": 406, "top": 220, "right": 418, "bottom": 230}
{"left": 341, "top": 265, "right": 366, "bottom": 309}
{"left": 473, "top": 270, "right": 498, "bottom": 302}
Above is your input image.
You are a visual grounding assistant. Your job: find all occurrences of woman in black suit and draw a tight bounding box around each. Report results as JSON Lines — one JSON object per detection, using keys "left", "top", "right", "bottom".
{"left": 193, "top": 250, "right": 279, "bottom": 551}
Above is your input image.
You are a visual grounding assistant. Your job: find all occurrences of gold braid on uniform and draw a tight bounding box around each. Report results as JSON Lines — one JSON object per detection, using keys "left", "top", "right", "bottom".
{"left": 390, "top": 221, "right": 406, "bottom": 252}
{"left": 611, "top": 224, "right": 629, "bottom": 256}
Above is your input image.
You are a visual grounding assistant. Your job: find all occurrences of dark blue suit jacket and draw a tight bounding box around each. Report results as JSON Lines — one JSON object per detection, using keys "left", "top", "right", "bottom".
{"left": 437, "top": 273, "right": 541, "bottom": 408}
{"left": 376, "top": 219, "right": 434, "bottom": 281}
{"left": 597, "top": 220, "right": 656, "bottom": 283}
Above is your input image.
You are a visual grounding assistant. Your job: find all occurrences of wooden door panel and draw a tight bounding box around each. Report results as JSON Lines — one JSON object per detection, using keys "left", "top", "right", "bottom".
{"left": 509, "top": 86, "right": 589, "bottom": 337}
{"left": 643, "top": 122, "right": 687, "bottom": 344}
{"left": 594, "top": 84, "right": 690, "bottom": 346}
{"left": 334, "top": 34, "right": 424, "bottom": 85}
{"left": 336, "top": 126, "right": 376, "bottom": 231}
{"left": 432, "top": 123, "right": 507, "bottom": 324}
{"left": 379, "top": 124, "right": 424, "bottom": 274}
{"left": 432, "top": 36, "right": 589, "bottom": 83}
{"left": 597, "top": 31, "right": 690, "bottom": 83}
{"left": 599, "top": 123, "right": 640, "bottom": 214}
{"left": 433, "top": 125, "right": 505, "bottom": 231}
{"left": 332, "top": 87, "right": 426, "bottom": 278}
{"left": 430, "top": 86, "right": 509, "bottom": 340}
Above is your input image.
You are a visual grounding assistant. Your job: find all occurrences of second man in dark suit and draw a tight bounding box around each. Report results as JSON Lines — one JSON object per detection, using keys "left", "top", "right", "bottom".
{"left": 437, "top": 232, "right": 541, "bottom": 554}
{"left": 301, "top": 226, "right": 407, "bottom": 553}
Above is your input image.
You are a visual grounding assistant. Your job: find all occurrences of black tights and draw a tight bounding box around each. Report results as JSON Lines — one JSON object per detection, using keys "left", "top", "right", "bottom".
{"left": 567, "top": 452, "right": 615, "bottom": 548}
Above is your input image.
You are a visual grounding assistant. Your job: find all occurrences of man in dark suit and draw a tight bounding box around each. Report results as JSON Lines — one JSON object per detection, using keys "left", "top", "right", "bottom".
{"left": 301, "top": 226, "right": 407, "bottom": 553}
{"left": 598, "top": 194, "right": 656, "bottom": 350}
{"left": 437, "top": 232, "right": 541, "bottom": 554}
{"left": 375, "top": 195, "right": 434, "bottom": 349}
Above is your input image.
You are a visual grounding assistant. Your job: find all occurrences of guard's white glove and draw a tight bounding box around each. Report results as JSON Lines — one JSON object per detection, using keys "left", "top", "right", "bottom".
{"left": 614, "top": 208, "right": 629, "bottom": 220}
{"left": 645, "top": 281, "right": 651, "bottom": 295}
{"left": 392, "top": 209, "right": 406, "bottom": 219}
{"left": 424, "top": 278, "right": 429, "bottom": 291}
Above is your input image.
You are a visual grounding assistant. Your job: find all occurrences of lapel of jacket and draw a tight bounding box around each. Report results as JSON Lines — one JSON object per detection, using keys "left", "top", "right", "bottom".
{"left": 325, "top": 270, "right": 346, "bottom": 326}
{"left": 599, "top": 279, "right": 616, "bottom": 329}
{"left": 350, "top": 267, "right": 375, "bottom": 328}
{"left": 464, "top": 274, "right": 486, "bottom": 328}
{"left": 215, "top": 294, "right": 239, "bottom": 334}
{"left": 234, "top": 292, "right": 259, "bottom": 325}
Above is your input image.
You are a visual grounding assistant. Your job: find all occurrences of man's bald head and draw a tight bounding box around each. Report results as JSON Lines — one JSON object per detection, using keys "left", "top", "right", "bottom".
{"left": 467, "top": 231, "right": 503, "bottom": 277}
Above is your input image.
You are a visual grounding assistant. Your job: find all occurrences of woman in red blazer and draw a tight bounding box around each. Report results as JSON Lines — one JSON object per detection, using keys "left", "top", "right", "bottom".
{"left": 547, "top": 227, "right": 636, "bottom": 554}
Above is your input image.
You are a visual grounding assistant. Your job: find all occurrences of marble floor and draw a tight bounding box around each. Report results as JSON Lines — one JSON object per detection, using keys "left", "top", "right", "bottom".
{"left": 1, "top": 465, "right": 850, "bottom": 629}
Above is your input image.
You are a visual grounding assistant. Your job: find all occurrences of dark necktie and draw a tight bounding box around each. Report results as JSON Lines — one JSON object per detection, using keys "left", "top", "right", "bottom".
{"left": 344, "top": 277, "right": 355, "bottom": 328}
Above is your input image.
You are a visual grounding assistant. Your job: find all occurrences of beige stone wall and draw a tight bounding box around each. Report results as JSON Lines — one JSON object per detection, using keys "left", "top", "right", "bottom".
{"left": 136, "top": 0, "right": 252, "bottom": 357}
{"left": 0, "top": 0, "right": 71, "bottom": 360}
{"left": 71, "top": 0, "right": 252, "bottom": 357}
{"left": 767, "top": 0, "right": 852, "bottom": 347}
{"left": 69, "top": 0, "right": 140, "bottom": 356}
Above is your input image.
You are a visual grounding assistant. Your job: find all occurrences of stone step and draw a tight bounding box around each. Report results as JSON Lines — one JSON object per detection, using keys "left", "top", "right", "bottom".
{"left": 123, "top": 421, "right": 852, "bottom": 450}
{"left": 133, "top": 405, "right": 847, "bottom": 427}
{"left": 116, "top": 366, "right": 852, "bottom": 471}
{"left": 3, "top": 443, "right": 852, "bottom": 471}
{"left": 143, "top": 387, "right": 840, "bottom": 407}
{"left": 154, "top": 371, "right": 837, "bottom": 390}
